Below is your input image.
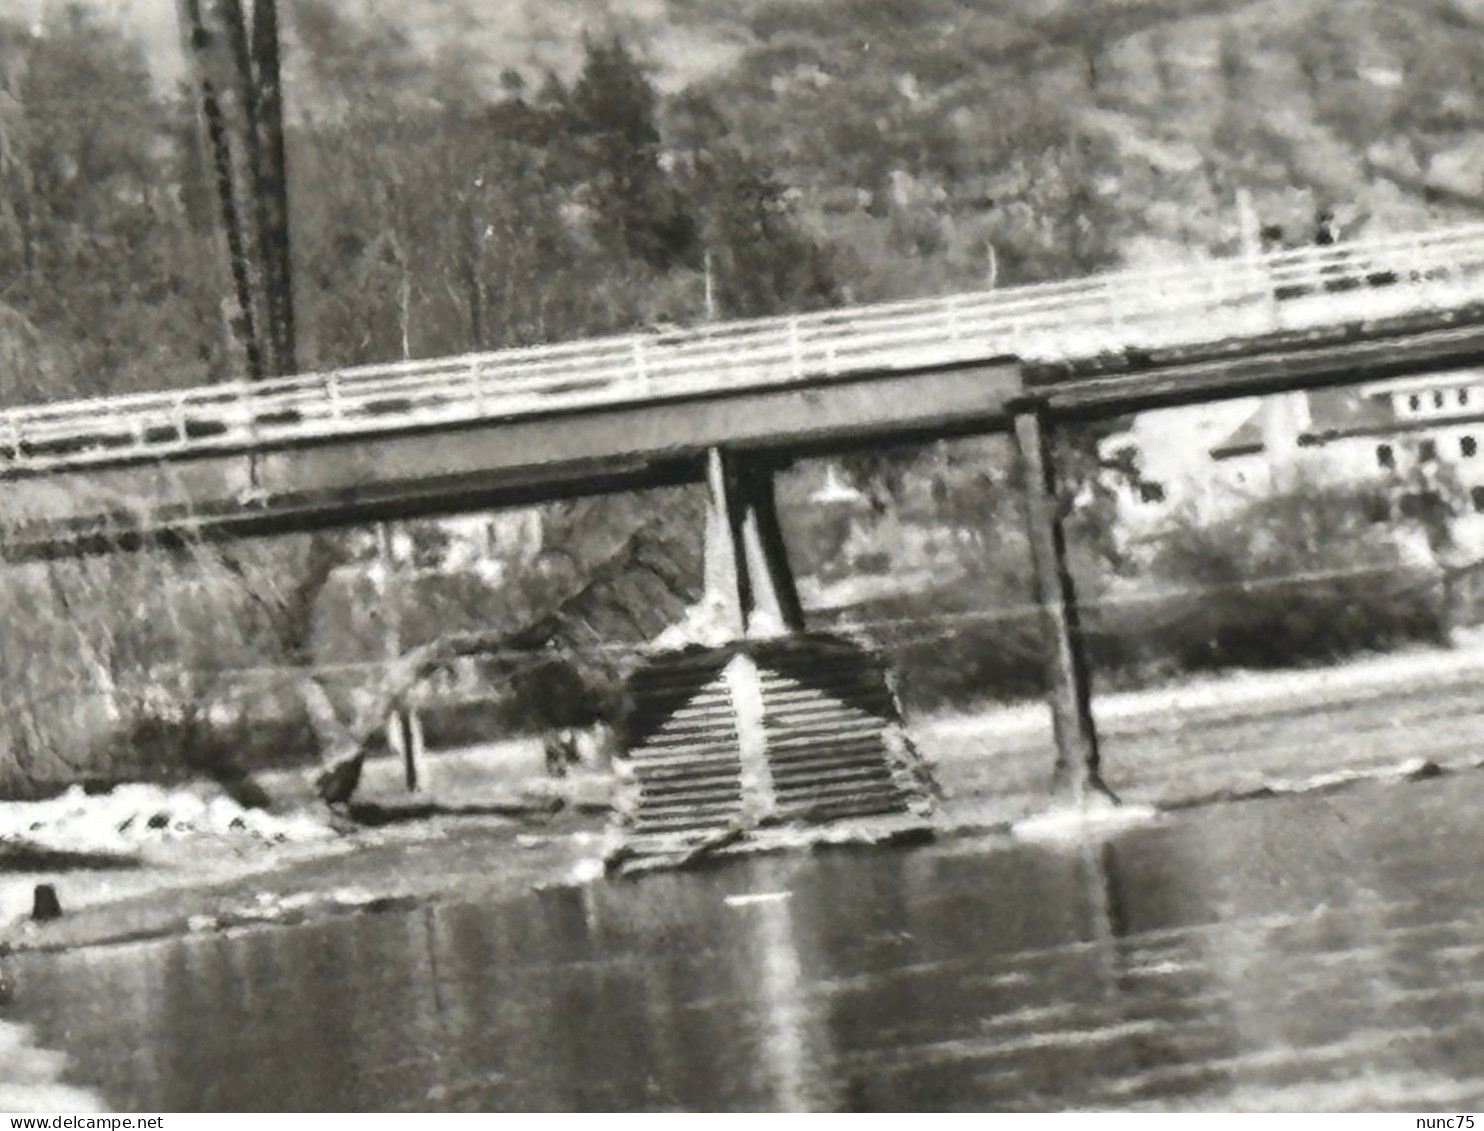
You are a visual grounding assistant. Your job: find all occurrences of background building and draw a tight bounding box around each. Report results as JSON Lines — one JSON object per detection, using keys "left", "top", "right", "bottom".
{"left": 1107, "top": 371, "right": 1484, "bottom": 566}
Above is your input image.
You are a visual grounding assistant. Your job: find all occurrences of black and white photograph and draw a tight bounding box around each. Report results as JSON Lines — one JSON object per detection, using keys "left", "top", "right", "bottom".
{"left": 2, "top": 0, "right": 1484, "bottom": 1114}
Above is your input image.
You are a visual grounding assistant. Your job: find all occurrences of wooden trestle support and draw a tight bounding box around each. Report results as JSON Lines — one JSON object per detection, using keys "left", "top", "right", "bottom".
{"left": 606, "top": 450, "right": 940, "bottom": 873}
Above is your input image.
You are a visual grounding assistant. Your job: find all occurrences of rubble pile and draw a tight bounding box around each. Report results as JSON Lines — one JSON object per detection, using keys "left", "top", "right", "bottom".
{"left": 0, "top": 783, "right": 334, "bottom": 858}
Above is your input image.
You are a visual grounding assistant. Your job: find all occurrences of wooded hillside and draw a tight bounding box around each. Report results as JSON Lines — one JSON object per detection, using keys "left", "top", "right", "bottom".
{"left": 0, "top": 0, "right": 1477, "bottom": 794}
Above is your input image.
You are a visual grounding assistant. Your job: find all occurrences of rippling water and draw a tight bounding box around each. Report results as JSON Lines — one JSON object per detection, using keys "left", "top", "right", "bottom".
{"left": 11, "top": 774, "right": 1484, "bottom": 1111}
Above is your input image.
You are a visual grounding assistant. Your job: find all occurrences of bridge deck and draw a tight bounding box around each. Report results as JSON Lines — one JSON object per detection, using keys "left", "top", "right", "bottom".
{"left": 6, "top": 223, "right": 1484, "bottom": 479}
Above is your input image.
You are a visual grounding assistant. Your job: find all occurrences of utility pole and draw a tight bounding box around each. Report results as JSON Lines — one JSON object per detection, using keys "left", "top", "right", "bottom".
{"left": 180, "top": 0, "right": 411, "bottom": 801}
{"left": 704, "top": 249, "right": 717, "bottom": 321}
{"left": 381, "top": 234, "right": 423, "bottom": 792}
{"left": 376, "top": 522, "right": 423, "bottom": 791}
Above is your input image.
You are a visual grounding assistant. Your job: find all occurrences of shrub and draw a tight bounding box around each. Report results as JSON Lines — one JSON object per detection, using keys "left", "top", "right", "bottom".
{"left": 817, "top": 482, "right": 1449, "bottom": 714}
{"left": 837, "top": 576, "right": 1047, "bottom": 711}
{"left": 1127, "top": 483, "right": 1448, "bottom": 672}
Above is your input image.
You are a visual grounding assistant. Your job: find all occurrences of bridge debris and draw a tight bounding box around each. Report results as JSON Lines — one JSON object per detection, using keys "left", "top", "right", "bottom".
{"left": 0, "top": 782, "right": 333, "bottom": 862}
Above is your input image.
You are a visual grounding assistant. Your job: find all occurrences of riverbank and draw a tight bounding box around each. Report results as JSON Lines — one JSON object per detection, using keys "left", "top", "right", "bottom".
{"left": 6, "top": 630, "right": 1484, "bottom": 957}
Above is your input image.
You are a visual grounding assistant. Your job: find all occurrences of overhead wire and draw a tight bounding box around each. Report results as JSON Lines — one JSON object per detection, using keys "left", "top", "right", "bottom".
{"left": 0, "top": 555, "right": 1463, "bottom": 716}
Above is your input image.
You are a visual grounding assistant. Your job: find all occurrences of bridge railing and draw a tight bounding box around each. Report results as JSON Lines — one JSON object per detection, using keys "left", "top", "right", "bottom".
{"left": 8, "top": 221, "right": 1484, "bottom": 473}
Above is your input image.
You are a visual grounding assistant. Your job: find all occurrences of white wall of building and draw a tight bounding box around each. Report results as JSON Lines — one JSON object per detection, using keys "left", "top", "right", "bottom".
{"left": 1105, "top": 371, "right": 1484, "bottom": 561}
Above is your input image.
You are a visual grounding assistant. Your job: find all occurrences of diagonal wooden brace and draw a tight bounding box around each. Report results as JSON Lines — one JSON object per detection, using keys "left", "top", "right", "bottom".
{"left": 704, "top": 449, "right": 806, "bottom": 638}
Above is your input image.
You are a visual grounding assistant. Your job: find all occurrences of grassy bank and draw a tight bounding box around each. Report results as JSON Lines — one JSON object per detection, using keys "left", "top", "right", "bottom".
{"left": 915, "top": 627, "right": 1484, "bottom": 823}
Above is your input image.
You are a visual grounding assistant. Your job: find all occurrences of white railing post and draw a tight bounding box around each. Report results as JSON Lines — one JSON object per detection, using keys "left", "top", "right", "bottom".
{"left": 469, "top": 358, "right": 486, "bottom": 413}
{"left": 1421, "top": 233, "right": 1446, "bottom": 311}
{"left": 632, "top": 336, "right": 649, "bottom": 393}
{"left": 1264, "top": 249, "right": 1286, "bottom": 334}
{"left": 172, "top": 396, "right": 188, "bottom": 446}
{"left": 1101, "top": 280, "right": 1122, "bottom": 349}
{"left": 789, "top": 319, "right": 803, "bottom": 377}
{"left": 1464, "top": 234, "right": 1484, "bottom": 302}
{"left": 1239, "top": 244, "right": 1269, "bottom": 331}
{"left": 1004, "top": 301, "right": 1023, "bottom": 355}
{"left": 1408, "top": 233, "right": 1427, "bottom": 293}
{"left": 1427, "top": 233, "right": 1456, "bottom": 300}
{"left": 326, "top": 372, "right": 343, "bottom": 420}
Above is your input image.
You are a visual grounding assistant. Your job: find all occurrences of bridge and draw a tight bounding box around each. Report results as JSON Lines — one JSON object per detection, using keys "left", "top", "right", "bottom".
{"left": 12, "top": 221, "right": 1484, "bottom": 807}
{"left": 6, "top": 222, "right": 1484, "bottom": 559}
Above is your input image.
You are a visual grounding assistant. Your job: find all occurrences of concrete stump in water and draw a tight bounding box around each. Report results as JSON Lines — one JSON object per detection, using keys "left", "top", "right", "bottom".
{"left": 31, "top": 884, "right": 61, "bottom": 922}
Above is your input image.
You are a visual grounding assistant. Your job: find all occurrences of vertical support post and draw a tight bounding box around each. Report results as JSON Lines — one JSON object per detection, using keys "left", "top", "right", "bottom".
{"left": 705, "top": 448, "right": 748, "bottom": 637}
{"left": 389, "top": 705, "right": 424, "bottom": 791}
{"left": 704, "top": 449, "right": 807, "bottom": 638}
{"left": 376, "top": 522, "right": 421, "bottom": 792}
{"left": 1013, "top": 408, "right": 1116, "bottom": 805}
{"left": 741, "top": 461, "right": 807, "bottom": 633}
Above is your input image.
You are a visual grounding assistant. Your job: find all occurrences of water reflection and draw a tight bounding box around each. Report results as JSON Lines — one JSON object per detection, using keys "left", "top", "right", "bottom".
{"left": 13, "top": 775, "right": 1484, "bottom": 1111}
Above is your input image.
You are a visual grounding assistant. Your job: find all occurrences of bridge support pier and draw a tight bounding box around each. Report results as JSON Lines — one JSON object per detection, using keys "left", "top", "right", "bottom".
{"left": 610, "top": 451, "right": 938, "bottom": 866}
{"left": 1013, "top": 409, "right": 1117, "bottom": 805}
{"left": 704, "top": 449, "right": 806, "bottom": 637}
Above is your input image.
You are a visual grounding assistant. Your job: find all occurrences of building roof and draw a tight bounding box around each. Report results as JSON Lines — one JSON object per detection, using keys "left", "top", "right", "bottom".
{"left": 1210, "top": 387, "right": 1401, "bottom": 460}
{"left": 1209, "top": 412, "right": 1266, "bottom": 460}
{"left": 1303, "top": 387, "right": 1397, "bottom": 440}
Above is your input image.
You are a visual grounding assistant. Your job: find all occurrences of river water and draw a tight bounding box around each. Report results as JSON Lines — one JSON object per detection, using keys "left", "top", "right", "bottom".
{"left": 9, "top": 773, "right": 1484, "bottom": 1111}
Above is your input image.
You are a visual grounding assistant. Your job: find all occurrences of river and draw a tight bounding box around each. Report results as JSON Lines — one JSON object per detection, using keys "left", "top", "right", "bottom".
{"left": 9, "top": 772, "right": 1484, "bottom": 1111}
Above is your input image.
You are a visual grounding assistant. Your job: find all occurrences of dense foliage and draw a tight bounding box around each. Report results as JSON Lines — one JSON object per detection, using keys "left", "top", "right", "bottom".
{"left": 0, "top": 9, "right": 836, "bottom": 794}
{"left": 846, "top": 482, "right": 1449, "bottom": 711}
